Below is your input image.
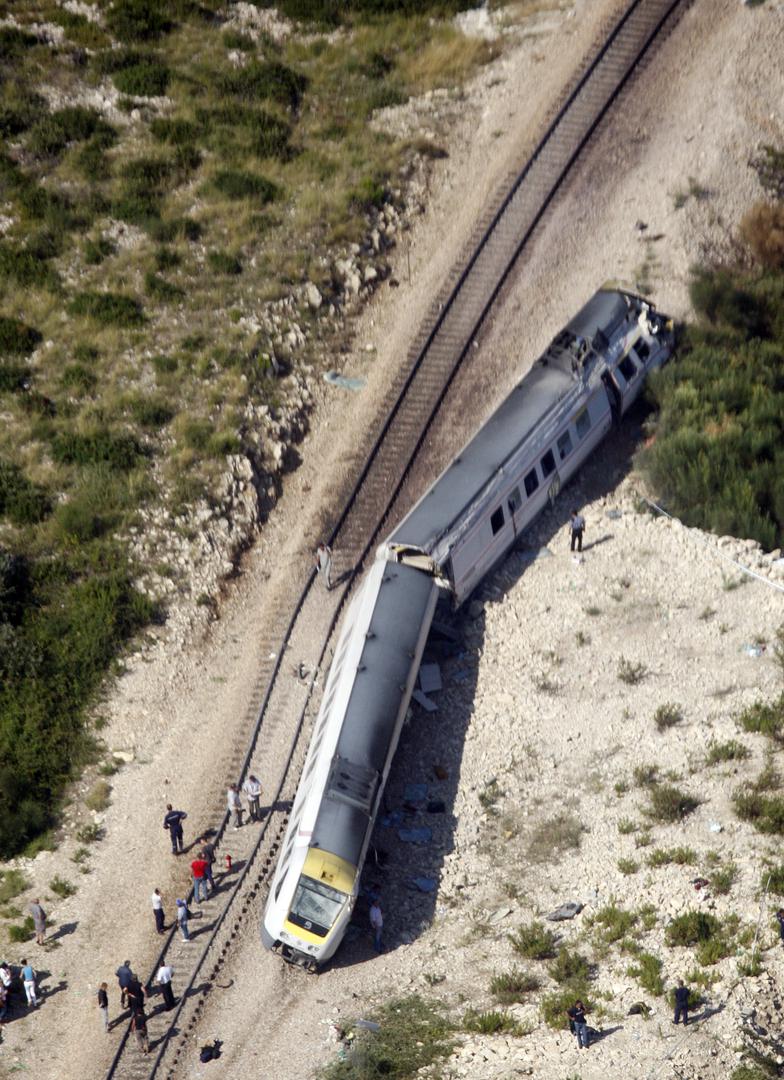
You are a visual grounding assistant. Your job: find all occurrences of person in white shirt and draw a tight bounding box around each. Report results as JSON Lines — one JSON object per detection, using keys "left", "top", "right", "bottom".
{"left": 569, "top": 509, "right": 586, "bottom": 552}
{"left": 156, "top": 963, "right": 175, "bottom": 1011}
{"left": 369, "top": 900, "right": 383, "bottom": 953}
{"left": 151, "top": 888, "right": 165, "bottom": 935}
{"left": 243, "top": 775, "right": 262, "bottom": 822}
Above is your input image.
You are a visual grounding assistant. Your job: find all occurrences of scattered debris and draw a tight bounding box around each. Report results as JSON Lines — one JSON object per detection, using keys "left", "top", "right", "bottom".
{"left": 412, "top": 690, "right": 438, "bottom": 712}
{"left": 407, "top": 876, "right": 437, "bottom": 893}
{"left": 419, "top": 663, "right": 442, "bottom": 694}
{"left": 323, "top": 370, "right": 366, "bottom": 391}
{"left": 546, "top": 901, "right": 584, "bottom": 922}
{"left": 398, "top": 827, "right": 432, "bottom": 844}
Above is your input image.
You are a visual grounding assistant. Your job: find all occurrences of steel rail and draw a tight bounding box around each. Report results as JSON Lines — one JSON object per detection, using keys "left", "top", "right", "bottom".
{"left": 104, "top": 2, "right": 688, "bottom": 1076}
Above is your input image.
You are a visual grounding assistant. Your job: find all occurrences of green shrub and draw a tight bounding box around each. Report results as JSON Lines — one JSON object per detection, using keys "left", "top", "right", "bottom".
{"left": 217, "top": 60, "right": 307, "bottom": 109}
{"left": 762, "top": 863, "right": 784, "bottom": 895}
{"left": 462, "top": 1009, "right": 522, "bottom": 1036}
{"left": 113, "top": 56, "right": 170, "bottom": 97}
{"left": 749, "top": 144, "right": 784, "bottom": 201}
{"left": 590, "top": 903, "right": 637, "bottom": 944}
{"left": 49, "top": 875, "right": 77, "bottom": 899}
{"left": 737, "top": 696, "right": 784, "bottom": 742}
{"left": 526, "top": 812, "right": 582, "bottom": 862}
{"left": 50, "top": 430, "right": 141, "bottom": 471}
{"left": 627, "top": 951, "right": 664, "bottom": 996}
{"left": 0, "top": 869, "right": 28, "bottom": 903}
{"left": 710, "top": 863, "right": 737, "bottom": 896}
{"left": 540, "top": 987, "right": 591, "bottom": 1031}
{"left": 0, "top": 244, "right": 58, "bottom": 288}
{"left": 144, "top": 271, "right": 184, "bottom": 302}
{"left": 222, "top": 29, "right": 255, "bottom": 51}
{"left": 0, "top": 460, "right": 50, "bottom": 525}
{"left": 707, "top": 739, "right": 751, "bottom": 765}
{"left": 207, "top": 250, "right": 242, "bottom": 275}
{"left": 68, "top": 291, "right": 144, "bottom": 327}
{"left": 549, "top": 948, "right": 591, "bottom": 986}
{"left": 320, "top": 995, "right": 454, "bottom": 1080}
{"left": 646, "top": 846, "right": 696, "bottom": 868}
{"left": 0, "top": 316, "right": 41, "bottom": 356}
{"left": 0, "top": 363, "right": 28, "bottom": 392}
{"left": 733, "top": 787, "right": 784, "bottom": 834}
{"left": 489, "top": 968, "right": 540, "bottom": 1004}
{"left": 84, "top": 236, "right": 116, "bottom": 266}
{"left": 665, "top": 911, "right": 721, "bottom": 948}
{"left": 127, "top": 395, "right": 175, "bottom": 427}
{"left": 7, "top": 916, "right": 35, "bottom": 944}
{"left": 618, "top": 657, "right": 647, "bottom": 685}
{"left": 654, "top": 703, "right": 683, "bottom": 731}
{"left": 212, "top": 169, "right": 279, "bottom": 203}
{"left": 28, "top": 107, "right": 114, "bottom": 158}
{"left": 617, "top": 857, "right": 639, "bottom": 875}
{"left": 105, "top": 0, "right": 172, "bottom": 43}
{"left": 509, "top": 921, "right": 557, "bottom": 960}
{"left": 644, "top": 783, "right": 699, "bottom": 823}
{"left": 75, "top": 823, "right": 102, "bottom": 845}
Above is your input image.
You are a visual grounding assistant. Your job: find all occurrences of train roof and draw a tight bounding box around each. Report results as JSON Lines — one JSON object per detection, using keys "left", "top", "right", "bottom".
{"left": 386, "top": 289, "right": 636, "bottom": 556}
{"left": 310, "top": 561, "right": 437, "bottom": 868}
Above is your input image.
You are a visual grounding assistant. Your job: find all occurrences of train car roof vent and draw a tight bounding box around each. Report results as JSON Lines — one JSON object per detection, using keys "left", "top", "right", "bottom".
{"left": 327, "top": 756, "right": 379, "bottom": 813}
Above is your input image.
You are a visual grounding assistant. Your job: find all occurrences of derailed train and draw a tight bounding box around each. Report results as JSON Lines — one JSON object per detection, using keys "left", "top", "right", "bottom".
{"left": 261, "top": 287, "right": 674, "bottom": 969}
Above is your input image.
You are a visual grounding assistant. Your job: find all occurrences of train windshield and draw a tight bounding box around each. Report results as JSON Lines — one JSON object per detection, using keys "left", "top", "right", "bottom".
{"left": 288, "top": 875, "right": 346, "bottom": 938}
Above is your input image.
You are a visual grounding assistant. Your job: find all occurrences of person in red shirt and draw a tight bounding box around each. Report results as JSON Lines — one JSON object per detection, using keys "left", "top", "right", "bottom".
{"left": 191, "top": 855, "right": 209, "bottom": 902}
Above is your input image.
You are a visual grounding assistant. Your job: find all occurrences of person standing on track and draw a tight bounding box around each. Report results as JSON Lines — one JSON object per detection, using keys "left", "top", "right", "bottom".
{"left": 227, "top": 784, "right": 244, "bottom": 829}
{"left": 151, "top": 888, "right": 166, "bottom": 934}
{"left": 191, "top": 853, "right": 209, "bottom": 903}
{"left": 163, "top": 804, "right": 187, "bottom": 854}
{"left": 156, "top": 962, "right": 176, "bottom": 1011}
{"left": 200, "top": 839, "right": 216, "bottom": 892}
{"left": 316, "top": 542, "right": 333, "bottom": 591}
{"left": 131, "top": 1009, "right": 150, "bottom": 1055}
{"left": 243, "top": 774, "right": 262, "bottom": 822}
{"left": 115, "top": 960, "right": 133, "bottom": 1008}
{"left": 176, "top": 899, "right": 191, "bottom": 942}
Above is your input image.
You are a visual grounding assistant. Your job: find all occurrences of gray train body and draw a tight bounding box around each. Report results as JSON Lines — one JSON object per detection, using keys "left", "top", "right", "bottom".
{"left": 262, "top": 288, "right": 674, "bottom": 969}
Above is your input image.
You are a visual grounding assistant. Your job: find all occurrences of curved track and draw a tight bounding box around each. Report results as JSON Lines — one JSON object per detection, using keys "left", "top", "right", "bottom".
{"left": 105, "top": 2, "right": 688, "bottom": 1076}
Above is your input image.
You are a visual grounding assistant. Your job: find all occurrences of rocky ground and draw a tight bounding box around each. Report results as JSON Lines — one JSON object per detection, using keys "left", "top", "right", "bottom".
{"left": 1, "top": 1, "right": 783, "bottom": 1078}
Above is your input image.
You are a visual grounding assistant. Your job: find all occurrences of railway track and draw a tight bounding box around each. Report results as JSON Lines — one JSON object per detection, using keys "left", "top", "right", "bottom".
{"left": 104, "top": 2, "right": 688, "bottom": 1076}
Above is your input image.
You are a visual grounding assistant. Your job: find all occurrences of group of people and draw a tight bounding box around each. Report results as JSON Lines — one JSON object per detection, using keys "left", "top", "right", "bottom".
{"left": 0, "top": 959, "right": 39, "bottom": 1024}
{"left": 104, "top": 959, "right": 177, "bottom": 1051}
{"left": 566, "top": 979, "right": 693, "bottom": 1050}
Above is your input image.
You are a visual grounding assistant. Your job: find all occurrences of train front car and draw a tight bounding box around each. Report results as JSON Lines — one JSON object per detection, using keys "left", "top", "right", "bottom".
{"left": 262, "top": 558, "right": 438, "bottom": 970}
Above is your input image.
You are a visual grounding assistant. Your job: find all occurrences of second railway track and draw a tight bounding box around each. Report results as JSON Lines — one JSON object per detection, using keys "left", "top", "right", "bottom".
{"left": 105, "top": 2, "right": 689, "bottom": 1076}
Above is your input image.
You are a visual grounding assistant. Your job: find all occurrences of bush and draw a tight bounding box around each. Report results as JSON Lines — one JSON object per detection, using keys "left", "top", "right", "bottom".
{"left": 320, "top": 995, "right": 454, "bottom": 1080}
{"left": 617, "top": 857, "right": 638, "bottom": 876}
{"left": 28, "top": 107, "right": 114, "bottom": 158}
{"left": 627, "top": 951, "right": 664, "bottom": 996}
{"left": 706, "top": 739, "right": 751, "bottom": 765}
{"left": 68, "top": 291, "right": 144, "bottom": 327}
{"left": 749, "top": 144, "right": 784, "bottom": 200}
{"left": 654, "top": 703, "right": 683, "bottom": 731}
{"left": 105, "top": 0, "right": 172, "bottom": 42}
{"left": 463, "top": 1009, "right": 522, "bottom": 1036}
{"left": 647, "top": 846, "right": 696, "bottom": 868}
{"left": 618, "top": 657, "right": 647, "bottom": 685}
{"left": 644, "top": 783, "right": 699, "bottom": 823}
{"left": 0, "top": 460, "right": 50, "bottom": 525}
{"left": 526, "top": 812, "right": 582, "bottom": 862}
{"left": 741, "top": 203, "right": 784, "bottom": 270}
{"left": 7, "top": 916, "right": 35, "bottom": 944}
{"left": 0, "top": 869, "right": 28, "bottom": 903}
{"left": 489, "top": 968, "right": 540, "bottom": 1004}
{"left": 0, "top": 244, "right": 58, "bottom": 288}
{"left": 734, "top": 788, "right": 784, "bottom": 834}
{"left": 737, "top": 696, "right": 784, "bottom": 742}
{"left": 665, "top": 911, "right": 721, "bottom": 948}
{"left": 212, "top": 169, "right": 279, "bottom": 203}
{"left": 710, "top": 863, "right": 737, "bottom": 896}
{"left": 75, "top": 823, "right": 102, "bottom": 845}
{"left": 217, "top": 61, "right": 307, "bottom": 109}
{"left": 51, "top": 430, "right": 141, "bottom": 471}
{"left": 49, "top": 875, "right": 77, "bottom": 899}
{"left": 549, "top": 948, "right": 591, "bottom": 986}
{"left": 144, "top": 270, "right": 184, "bottom": 302}
{"left": 207, "top": 250, "right": 242, "bottom": 275}
{"left": 590, "top": 903, "right": 637, "bottom": 944}
{"left": 0, "top": 316, "right": 41, "bottom": 356}
{"left": 509, "top": 921, "right": 557, "bottom": 960}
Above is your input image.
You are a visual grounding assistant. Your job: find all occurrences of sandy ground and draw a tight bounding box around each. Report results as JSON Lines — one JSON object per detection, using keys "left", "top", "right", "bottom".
{"left": 1, "top": 0, "right": 783, "bottom": 1078}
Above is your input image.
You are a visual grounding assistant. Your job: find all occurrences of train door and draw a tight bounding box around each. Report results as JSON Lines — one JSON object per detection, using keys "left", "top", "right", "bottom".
{"left": 614, "top": 350, "right": 644, "bottom": 415}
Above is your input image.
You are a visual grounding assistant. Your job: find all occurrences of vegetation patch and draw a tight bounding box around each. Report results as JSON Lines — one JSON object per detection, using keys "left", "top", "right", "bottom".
{"left": 509, "top": 921, "right": 557, "bottom": 961}
{"left": 737, "top": 696, "right": 784, "bottom": 743}
{"left": 320, "top": 995, "right": 455, "bottom": 1080}
{"left": 489, "top": 968, "right": 540, "bottom": 1004}
{"left": 68, "top": 291, "right": 145, "bottom": 327}
{"left": 0, "top": 316, "right": 41, "bottom": 356}
{"left": 627, "top": 951, "right": 664, "bottom": 996}
{"left": 526, "top": 812, "right": 582, "bottom": 862}
{"left": 589, "top": 903, "right": 638, "bottom": 945}
{"left": 644, "top": 783, "right": 699, "bottom": 824}
{"left": 707, "top": 739, "right": 751, "bottom": 765}
{"left": 654, "top": 703, "right": 683, "bottom": 731}
{"left": 647, "top": 846, "right": 696, "bottom": 868}
{"left": 463, "top": 1009, "right": 523, "bottom": 1036}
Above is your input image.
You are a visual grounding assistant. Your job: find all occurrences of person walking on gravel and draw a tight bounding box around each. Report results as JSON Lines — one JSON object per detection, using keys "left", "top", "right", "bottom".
{"left": 227, "top": 784, "right": 244, "bottom": 829}
{"left": 97, "top": 982, "right": 109, "bottom": 1032}
{"left": 29, "top": 898, "right": 46, "bottom": 946}
{"left": 176, "top": 899, "right": 191, "bottom": 942}
{"left": 156, "top": 962, "right": 176, "bottom": 1011}
{"left": 673, "top": 979, "right": 690, "bottom": 1026}
{"left": 243, "top": 774, "right": 262, "bottom": 822}
{"left": 131, "top": 1009, "right": 150, "bottom": 1054}
{"left": 20, "top": 960, "right": 37, "bottom": 1007}
{"left": 567, "top": 1000, "right": 590, "bottom": 1049}
{"left": 316, "top": 542, "right": 333, "bottom": 591}
{"left": 569, "top": 509, "right": 586, "bottom": 553}
{"left": 163, "top": 804, "right": 187, "bottom": 854}
{"left": 151, "top": 888, "right": 165, "bottom": 934}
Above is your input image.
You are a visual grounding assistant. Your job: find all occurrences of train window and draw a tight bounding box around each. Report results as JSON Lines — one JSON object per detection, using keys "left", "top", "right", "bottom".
{"left": 557, "top": 431, "right": 572, "bottom": 460}
{"left": 507, "top": 487, "right": 522, "bottom": 515}
{"left": 618, "top": 355, "right": 637, "bottom": 381}
{"left": 524, "top": 468, "right": 539, "bottom": 497}
{"left": 575, "top": 410, "right": 591, "bottom": 439}
{"left": 541, "top": 449, "right": 556, "bottom": 478}
{"left": 635, "top": 339, "right": 650, "bottom": 361}
{"left": 490, "top": 506, "right": 505, "bottom": 535}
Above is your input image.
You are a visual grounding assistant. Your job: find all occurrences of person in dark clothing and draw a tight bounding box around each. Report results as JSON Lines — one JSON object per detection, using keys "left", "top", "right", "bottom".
{"left": 126, "top": 978, "right": 146, "bottom": 1017}
{"left": 201, "top": 840, "right": 216, "bottom": 892}
{"left": 131, "top": 1009, "right": 150, "bottom": 1054}
{"left": 115, "top": 961, "right": 133, "bottom": 1008}
{"left": 163, "top": 805, "right": 187, "bottom": 854}
{"left": 566, "top": 1000, "right": 590, "bottom": 1049}
{"left": 673, "top": 979, "right": 690, "bottom": 1025}
{"left": 97, "top": 983, "right": 109, "bottom": 1032}
{"left": 569, "top": 509, "right": 586, "bottom": 553}
{"left": 776, "top": 908, "right": 784, "bottom": 944}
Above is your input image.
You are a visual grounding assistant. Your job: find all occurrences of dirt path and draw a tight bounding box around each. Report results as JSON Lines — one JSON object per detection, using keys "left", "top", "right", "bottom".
{"left": 1, "top": 1, "right": 782, "bottom": 1078}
